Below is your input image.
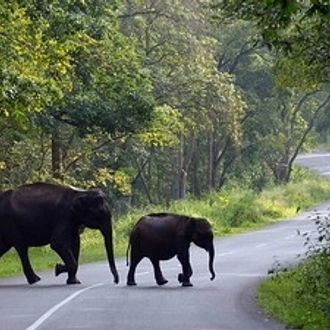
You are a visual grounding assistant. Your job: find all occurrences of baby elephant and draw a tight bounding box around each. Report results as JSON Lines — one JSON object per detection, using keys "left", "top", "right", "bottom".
{"left": 126, "top": 212, "right": 215, "bottom": 287}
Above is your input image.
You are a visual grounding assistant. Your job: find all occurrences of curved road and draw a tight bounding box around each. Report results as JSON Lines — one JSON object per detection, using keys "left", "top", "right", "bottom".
{"left": 1, "top": 151, "right": 330, "bottom": 330}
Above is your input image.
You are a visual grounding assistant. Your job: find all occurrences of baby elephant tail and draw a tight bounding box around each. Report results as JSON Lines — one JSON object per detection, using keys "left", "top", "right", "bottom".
{"left": 126, "top": 242, "right": 131, "bottom": 266}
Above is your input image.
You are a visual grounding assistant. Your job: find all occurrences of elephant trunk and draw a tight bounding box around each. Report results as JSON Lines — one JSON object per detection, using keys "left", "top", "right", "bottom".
{"left": 102, "top": 224, "right": 119, "bottom": 284}
{"left": 208, "top": 242, "right": 216, "bottom": 281}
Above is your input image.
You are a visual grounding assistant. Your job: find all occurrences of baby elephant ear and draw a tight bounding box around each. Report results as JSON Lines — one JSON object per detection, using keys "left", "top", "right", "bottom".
{"left": 184, "top": 217, "right": 196, "bottom": 239}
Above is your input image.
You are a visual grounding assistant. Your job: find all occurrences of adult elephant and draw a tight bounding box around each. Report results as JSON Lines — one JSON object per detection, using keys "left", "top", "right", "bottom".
{"left": 0, "top": 182, "right": 119, "bottom": 285}
{"left": 126, "top": 213, "right": 215, "bottom": 287}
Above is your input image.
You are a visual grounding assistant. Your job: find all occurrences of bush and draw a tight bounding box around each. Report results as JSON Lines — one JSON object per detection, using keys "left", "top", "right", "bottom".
{"left": 220, "top": 190, "right": 259, "bottom": 227}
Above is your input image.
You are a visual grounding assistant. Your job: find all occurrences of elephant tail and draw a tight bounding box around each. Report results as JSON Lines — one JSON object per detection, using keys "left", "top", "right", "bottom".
{"left": 126, "top": 242, "right": 131, "bottom": 266}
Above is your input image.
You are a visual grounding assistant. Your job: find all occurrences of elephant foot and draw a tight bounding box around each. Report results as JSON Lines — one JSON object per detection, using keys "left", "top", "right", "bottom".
{"left": 156, "top": 278, "right": 168, "bottom": 286}
{"left": 27, "top": 274, "right": 41, "bottom": 285}
{"left": 113, "top": 271, "right": 120, "bottom": 284}
{"left": 55, "top": 263, "right": 67, "bottom": 276}
{"left": 178, "top": 273, "right": 193, "bottom": 287}
{"left": 127, "top": 280, "right": 137, "bottom": 286}
{"left": 66, "top": 277, "right": 81, "bottom": 285}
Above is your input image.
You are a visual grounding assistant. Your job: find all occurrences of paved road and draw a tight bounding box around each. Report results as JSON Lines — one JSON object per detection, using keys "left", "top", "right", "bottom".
{"left": 295, "top": 150, "right": 330, "bottom": 178}
{"left": 1, "top": 151, "right": 330, "bottom": 330}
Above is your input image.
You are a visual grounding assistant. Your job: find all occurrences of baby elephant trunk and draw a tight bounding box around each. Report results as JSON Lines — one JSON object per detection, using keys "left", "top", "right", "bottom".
{"left": 208, "top": 243, "right": 216, "bottom": 281}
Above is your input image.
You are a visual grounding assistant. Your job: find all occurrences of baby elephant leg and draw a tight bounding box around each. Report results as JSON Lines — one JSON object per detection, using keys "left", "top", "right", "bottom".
{"left": 127, "top": 251, "right": 143, "bottom": 286}
{"left": 177, "top": 254, "right": 193, "bottom": 287}
{"left": 151, "top": 259, "right": 168, "bottom": 286}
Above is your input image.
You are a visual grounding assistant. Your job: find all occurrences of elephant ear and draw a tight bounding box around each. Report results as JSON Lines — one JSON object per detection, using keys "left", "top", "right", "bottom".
{"left": 178, "top": 216, "right": 196, "bottom": 240}
{"left": 72, "top": 189, "right": 105, "bottom": 215}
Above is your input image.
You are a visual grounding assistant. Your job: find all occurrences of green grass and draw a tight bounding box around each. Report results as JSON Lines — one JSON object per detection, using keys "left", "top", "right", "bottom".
{"left": 257, "top": 260, "right": 330, "bottom": 330}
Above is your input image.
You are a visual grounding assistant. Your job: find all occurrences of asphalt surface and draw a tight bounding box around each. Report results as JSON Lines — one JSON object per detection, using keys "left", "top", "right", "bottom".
{"left": 0, "top": 151, "right": 330, "bottom": 330}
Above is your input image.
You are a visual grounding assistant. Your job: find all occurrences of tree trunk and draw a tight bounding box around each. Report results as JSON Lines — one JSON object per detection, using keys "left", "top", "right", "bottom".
{"left": 191, "top": 145, "right": 201, "bottom": 198}
{"left": 207, "top": 131, "right": 214, "bottom": 191}
{"left": 51, "top": 126, "right": 62, "bottom": 180}
{"left": 171, "top": 134, "right": 187, "bottom": 200}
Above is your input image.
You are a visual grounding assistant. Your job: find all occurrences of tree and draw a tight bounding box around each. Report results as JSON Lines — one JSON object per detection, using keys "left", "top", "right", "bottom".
{"left": 0, "top": 1, "right": 155, "bottom": 183}
{"left": 120, "top": 0, "right": 245, "bottom": 200}
{"left": 209, "top": 18, "right": 330, "bottom": 186}
{"left": 0, "top": 1, "right": 73, "bottom": 120}
{"left": 212, "top": 0, "right": 330, "bottom": 87}
{"left": 0, "top": 1, "right": 75, "bottom": 184}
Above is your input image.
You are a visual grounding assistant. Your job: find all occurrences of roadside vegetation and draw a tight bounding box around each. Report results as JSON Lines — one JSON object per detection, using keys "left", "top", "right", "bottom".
{"left": 257, "top": 203, "right": 330, "bottom": 330}
{"left": 1, "top": 165, "right": 330, "bottom": 280}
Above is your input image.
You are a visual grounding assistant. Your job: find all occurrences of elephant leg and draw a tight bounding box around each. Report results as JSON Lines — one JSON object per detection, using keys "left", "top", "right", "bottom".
{"left": 55, "top": 233, "right": 80, "bottom": 277}
{"left": 150, "top": 259, "right": 168, "bottom": 286}
{"left": 0, "top": 240, "right": 11, "bottom": 258}
{"left": 55, "top": 263, "right": 67, "bottom": 277}
{"left": 177, "top": 253, "right": 193, "bottom": 287}
{"left": 51, "top": 240, "right": 80, "bottom": 285}
{"left": 14, "top": 245, "right": 41, "bottom": 285}
{"left": 127, "top": 250, "right": 143, "bottom": 286}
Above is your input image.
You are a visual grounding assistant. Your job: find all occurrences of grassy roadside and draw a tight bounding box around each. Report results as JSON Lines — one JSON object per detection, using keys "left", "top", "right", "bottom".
{"left": 257, "top": 212, "right": 330, "bottom": 330}
{"left": 257, "top": 260, "right": 330, "bottom": 330}
{"left": 1, "top": 166, "right": 330, "bottom": 288}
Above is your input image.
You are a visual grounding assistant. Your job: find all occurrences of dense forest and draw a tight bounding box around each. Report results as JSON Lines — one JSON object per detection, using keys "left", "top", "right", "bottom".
{"left": 1, "top": 0, "right": 330, "bottom": 210}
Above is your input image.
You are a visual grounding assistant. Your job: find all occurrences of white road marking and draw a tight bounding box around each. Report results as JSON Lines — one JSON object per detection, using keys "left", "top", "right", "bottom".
{"left": 241, "top": 230, "right": 277, "bottom": 235}
{"left": 284, "top": 234, "right": 297, "bottom": 240}
{"left": 217, "top": 251, "right": 235, "bottom": 257}
{"left": 221, "top": 272, "right": 269, "bottom": 278}
{"left": 322, "top": 171, "right": 330, "bottom": 175}
{"left": 136, "top": 271, "right": 150, "bottom": 276}
{"left": 254, "top": 243, "right": 267, "bottom": 248}
{"left": 25, "top": 283, "right": 104, "bottom": 330}
{"left": 296, "top": 153, "right": 330, "bottom": 158}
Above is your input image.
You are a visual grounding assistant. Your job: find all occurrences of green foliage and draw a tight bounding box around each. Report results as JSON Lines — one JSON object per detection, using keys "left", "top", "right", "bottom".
{"left": 0, "top": 1, "right": 329, "bottom": 224}
{"left": 36, "top": 0, "right": 155, "bottom": 136}
{"left": 136, "top": 105, "right": 184, "bottom": 148}
{"left": 258, "top": 266, "right": 330, "bottom": 330}
{"left": 120, "top": 0, "right": 246, "bottom": 199}
{"left": 1, "top": 0, "right": 325, "bottom": 203}
{"left": 298, "top": 219, "right": 330, "bottom": 319}
{"left": 0, "top": 2, "right": 73, "bottom": 117}
{"left": 0, "top": 0, "right": 155, "bottom": 188}
{"left": 213, "top": 0, "right": 330, "bottom": 87}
